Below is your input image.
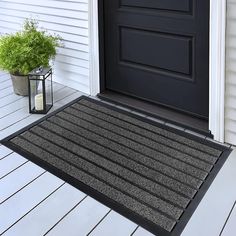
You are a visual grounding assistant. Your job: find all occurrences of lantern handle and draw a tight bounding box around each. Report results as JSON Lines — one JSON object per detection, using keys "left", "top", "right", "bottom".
{"left": 36, "top": 66, "right": 43, "bottom": 74}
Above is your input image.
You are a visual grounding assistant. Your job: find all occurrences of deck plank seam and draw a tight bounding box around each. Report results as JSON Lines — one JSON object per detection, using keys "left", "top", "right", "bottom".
{"left": 86, "top": 209, "right": 112, "bottom": 236}
{"left": 0, "top": 151, "right": 13, "bottom": 161}
{"left": 219, "top": 200, "right": 236, "bottom": 236}
{"left": 0, "top": 160, "right": 28, "bottom": 181}
{"left": 43, "top": 195, "right": 88, "bottom": 236}
{"left": 0, "top": 171, "right": 47, "bottom": 205}
{"left": 1, "top": 182, "right": 66, "bottom": 235}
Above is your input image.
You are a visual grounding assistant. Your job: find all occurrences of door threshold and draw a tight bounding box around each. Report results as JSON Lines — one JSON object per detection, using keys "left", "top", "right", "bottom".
{"left": 98, "top": 90, "right": 212, "bottom": 138}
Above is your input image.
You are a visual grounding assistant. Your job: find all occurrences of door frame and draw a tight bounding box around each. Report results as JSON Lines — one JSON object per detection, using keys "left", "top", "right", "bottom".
{"left": 209, "top": 0, "right": 226, "bottom": 142}
{"left": 89, "top": 0, "right": 226, "bottom": 142}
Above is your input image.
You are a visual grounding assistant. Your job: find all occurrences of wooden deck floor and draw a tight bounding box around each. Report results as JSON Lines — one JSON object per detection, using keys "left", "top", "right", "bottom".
{"left": 0, "top": 72, "right": 236, "bottom": 236}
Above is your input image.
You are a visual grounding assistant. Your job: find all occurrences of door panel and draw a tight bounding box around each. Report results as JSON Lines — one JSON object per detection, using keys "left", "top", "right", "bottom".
{"left": 103, "top": 0, "right": 209, "bottom": 118}
{"left": 120, "top": 27, "right": 192, "bottom": 76}
{"left": 120, "top": 0, "right": 191, "bottom": 13}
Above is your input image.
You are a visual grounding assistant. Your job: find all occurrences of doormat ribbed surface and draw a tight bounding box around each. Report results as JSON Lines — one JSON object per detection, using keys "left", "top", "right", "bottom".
{"left": 1, "top": 96, "right": 232, "bottom": 236}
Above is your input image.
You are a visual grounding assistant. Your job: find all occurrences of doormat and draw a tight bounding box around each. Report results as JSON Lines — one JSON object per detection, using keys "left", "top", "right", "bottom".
{"left": 1, "top": 96, "right": 232, "bottom": 236}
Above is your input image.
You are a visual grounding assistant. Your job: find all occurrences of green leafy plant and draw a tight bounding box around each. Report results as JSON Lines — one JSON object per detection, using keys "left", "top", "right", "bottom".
{"left": 0, "top": 19, "right": 62, "bottom": 75}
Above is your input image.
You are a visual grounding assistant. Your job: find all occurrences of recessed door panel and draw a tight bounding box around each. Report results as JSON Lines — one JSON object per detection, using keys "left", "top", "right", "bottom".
{"left": 120, "top": 0, "right": 191, "bottom": 13}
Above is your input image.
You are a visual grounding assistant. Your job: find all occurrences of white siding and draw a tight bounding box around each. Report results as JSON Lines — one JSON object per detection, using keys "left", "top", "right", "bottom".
{"left": 225, "top": 0, "right": 236, "bottom": 145}
{"left": 0, "top": 0, "right": 90, "bottom": 94}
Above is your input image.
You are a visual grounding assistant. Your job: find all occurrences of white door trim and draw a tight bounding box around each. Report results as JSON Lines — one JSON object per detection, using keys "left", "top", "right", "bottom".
{"left": 88, "top": 0, "right": 100, "bottom": 96}
{"left": 89, "top": 0, "right": 226, "bottom": 141}
{"left": 209, "top": 0, "right": 226, "bottom": 142}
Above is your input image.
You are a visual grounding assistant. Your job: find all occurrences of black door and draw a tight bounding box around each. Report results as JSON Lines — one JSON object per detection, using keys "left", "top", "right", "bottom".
{"left": 102, "top": 0, "right": 209, "bottom": 119}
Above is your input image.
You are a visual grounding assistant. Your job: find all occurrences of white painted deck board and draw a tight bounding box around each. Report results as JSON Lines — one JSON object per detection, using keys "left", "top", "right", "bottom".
{"left": 0, "top": 162, "right": 45, "bottom": 203}
{"left": 0, "top": 76, "right": 84, "bottom": 140}
{"left": 181, "top": 149, "right": 236, "bottom": 236}
{"left": 132, "top": 227, "right": 155, "bottom": 236}
{"left": 0, "top": 87, "right": 14, "bottom": 99}
{"left": 0, "top": 172, "right": 64, "bottom": 234}
{"left": 0, "top": 153, "right": 27, "bottom": 179}
{"left": 46, "top": 197, "right": 110, "bottom": 236}
{"left": 88, "top": 211, "right": 137, "bottom": 236}
{"left": 0, "top": 108, "right": 32, "bottom": 131}
{"left": 0, "top": 145, "right": 13, "bottom": 160}
{"left": 0, "top": 81, "right": 64, "bottom": 119}
{"left": 221, "top": 202, "right": 236, "bottom": 236}
{"left": 0, "top": 77, "right": 10, "bottom": 83}
{"left": 0, "top": 93, "right": 23, "bottom": 108}
{"left": 3, "top": 184, "right": 86, "bottom": 236}
{"left": 0, "top": 84, "right": 69, "bottom": 131}
{"left": 0, "top": 98, "right": 27, "bottom": 119}
{"left": 0, "top": 80, "right": 12, "bottom": 91}
{"left": 0, "top": 92, "right": 84, "bottom": 140}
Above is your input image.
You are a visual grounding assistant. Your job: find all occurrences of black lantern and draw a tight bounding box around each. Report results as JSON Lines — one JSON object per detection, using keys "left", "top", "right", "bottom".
{"left": 28, "top": 67, "right": 53, "bottom": 114}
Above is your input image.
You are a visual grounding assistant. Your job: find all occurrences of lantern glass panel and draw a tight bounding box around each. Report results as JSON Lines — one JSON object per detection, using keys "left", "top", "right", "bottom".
{"left": 46, "top": 76, "right": 53, "bottom": 107}
{"left": 30, "top": 78, "right": 43, "bottom": 112}
{"left": 28, "top": 67, "right": 53, "bottom": 114}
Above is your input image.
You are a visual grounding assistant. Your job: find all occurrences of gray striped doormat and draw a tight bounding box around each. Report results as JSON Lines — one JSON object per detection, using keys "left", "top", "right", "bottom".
{"left": 1, "top": 96, "right": 232, "bottom": 236}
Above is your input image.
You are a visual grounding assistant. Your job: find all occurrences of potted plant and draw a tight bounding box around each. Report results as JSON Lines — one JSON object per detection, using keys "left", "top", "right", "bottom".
{"left": 0, "top": 19, "right": 61, "bottom": 96}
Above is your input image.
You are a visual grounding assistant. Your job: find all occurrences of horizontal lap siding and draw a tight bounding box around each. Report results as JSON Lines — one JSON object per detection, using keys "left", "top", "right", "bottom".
{"left": 225, "top": 0, "right": 236, "bottom": 145}
{"left": 0, "top": 0, "right": 90, "bottom": 94}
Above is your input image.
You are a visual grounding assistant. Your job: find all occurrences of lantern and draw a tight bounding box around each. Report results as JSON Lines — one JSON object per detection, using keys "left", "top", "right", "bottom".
{"left": 28, "top": 67, "right": 53, "bottom": 114}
